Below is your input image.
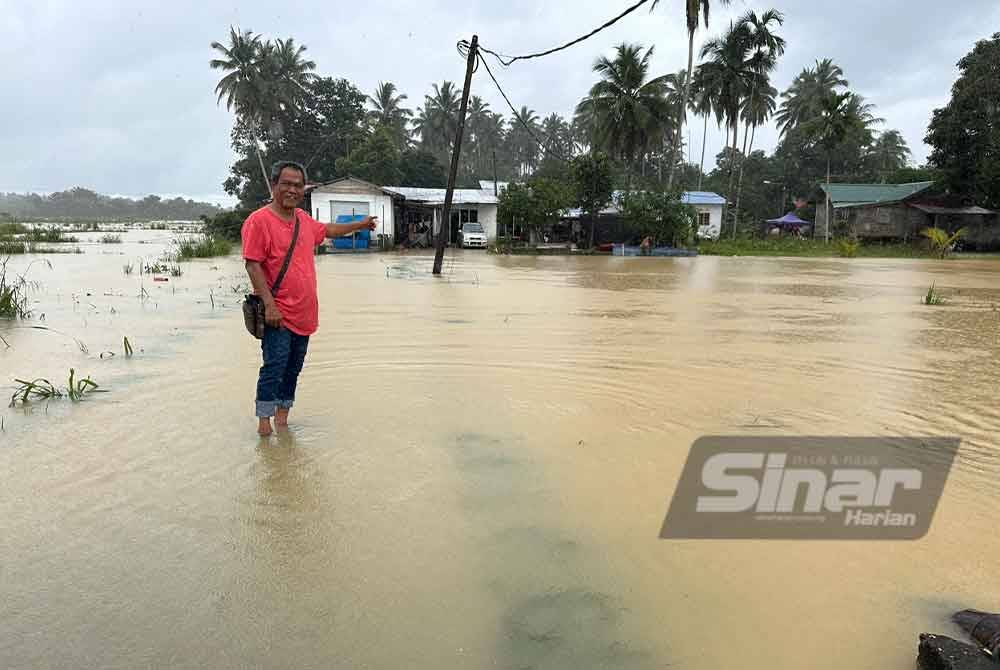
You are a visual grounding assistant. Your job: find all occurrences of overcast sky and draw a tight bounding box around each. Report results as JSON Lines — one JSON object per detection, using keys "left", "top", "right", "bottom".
{"left": 2, "top": 0, "right": 996, "bottom": 205}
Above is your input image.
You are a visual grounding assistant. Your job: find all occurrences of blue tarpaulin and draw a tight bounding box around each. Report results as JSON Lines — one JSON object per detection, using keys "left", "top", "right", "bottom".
{"left": 767, "top": 212, "right": 812, "bottom": 226}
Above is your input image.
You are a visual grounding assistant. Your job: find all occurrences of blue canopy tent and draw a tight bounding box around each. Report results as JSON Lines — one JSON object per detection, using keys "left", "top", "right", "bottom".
{"left": 766, "top": 212, "right": 812, "bottom": 234}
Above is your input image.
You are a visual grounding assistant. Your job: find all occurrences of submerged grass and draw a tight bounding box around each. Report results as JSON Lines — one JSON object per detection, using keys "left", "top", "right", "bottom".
{"left": 10, "top": 368, "right": 102, "bottom": 406}
{"left": 923, "top": 284, "right": 946, "bottom": 306}
{"left": 1, "top": 257, "right": 51, "bottom": 318}
{"left": 21, "top": 228, "right": 79, "bottom": 243}
{"left": 100, "top": 233, "right": 123, "bottom": 244}
{"left": 174, "top": 236, "right": 232, "bottom": 260}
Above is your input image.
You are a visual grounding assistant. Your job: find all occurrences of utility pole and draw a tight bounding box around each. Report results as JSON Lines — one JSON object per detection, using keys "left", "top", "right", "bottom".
{"left": 492, "top": 150, "right": 498, "bottom": 197}
{"left": 434, "top": 35, "right": 478, "bottom": 275}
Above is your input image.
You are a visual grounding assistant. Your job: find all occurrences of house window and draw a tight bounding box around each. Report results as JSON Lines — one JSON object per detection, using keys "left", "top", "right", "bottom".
{"left": 697, "top": 212, "right": 711, "bottom": 228}
{"left": 876, "top": 207, "right": 891, "bottom": 224}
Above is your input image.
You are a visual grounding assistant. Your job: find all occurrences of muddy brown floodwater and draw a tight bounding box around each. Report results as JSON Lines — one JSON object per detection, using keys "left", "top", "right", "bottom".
{"left": 2, "top": 232, "right": 1000, "bottom": 669}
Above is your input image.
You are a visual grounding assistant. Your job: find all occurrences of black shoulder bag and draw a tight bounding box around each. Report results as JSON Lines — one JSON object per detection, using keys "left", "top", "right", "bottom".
{"left": 242, "top": 213, "right": 300, "bottom": 339}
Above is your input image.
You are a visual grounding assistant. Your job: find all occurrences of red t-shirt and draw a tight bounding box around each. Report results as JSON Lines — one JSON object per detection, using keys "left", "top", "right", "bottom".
{"left": 242, "top": 206, "right": 328, "bottom": 336}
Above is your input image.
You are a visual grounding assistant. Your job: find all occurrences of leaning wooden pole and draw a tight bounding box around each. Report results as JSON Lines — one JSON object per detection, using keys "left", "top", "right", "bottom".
{"left": 433, "top": 35, "right": 478, "bottom": 275}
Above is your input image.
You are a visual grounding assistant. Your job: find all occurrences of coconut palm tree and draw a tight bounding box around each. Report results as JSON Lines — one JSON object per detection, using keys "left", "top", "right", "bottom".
{"left": 210, "top": 27, "right": 270, "bottom": 186}
{"left": 650, "top": 0, "right": 733, "bottom": 189}
{"left": 506, "top": 107, "right": 542, "bottom": 177}
{"left": 775, "top": 59, "right": 849, "bottom": 135}
{"left": 867, "top": 130, "right": 912, "bottom": 180}
{"left": 730, "top": 9, "right": 783, "bottom": 235}
{"left": 690, "top": 66, "right": 718, "bottom": 190}
{"left": 576, "top": 43, "right": 673, "bottom": 178}
{"left": 413, "top": 81, "right": 462, "bottom": 165}
{"left": 258, "top": 37, "right": 317, "bottom": 141}
{"left": 698, "top": 24, "right": 753, "bottom": 162}
{"left": 803, "top": 91, "right": 864, "bottom": 241}
{"left": 368, "top": 82, "right": 412, "bottom": 148}
{"left": 541, "top": 113, "right": 573, "bottom": 160}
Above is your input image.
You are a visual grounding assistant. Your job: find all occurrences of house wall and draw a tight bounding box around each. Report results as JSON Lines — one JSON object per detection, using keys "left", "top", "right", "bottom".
{"left": 309, "top": 183, "right": 396, "bottom": 242}
{"left": 845, "top": 204, "right": 912, "bottom": 239}
{"left": 695, "top": 204, "right": 724, "bottom": 240}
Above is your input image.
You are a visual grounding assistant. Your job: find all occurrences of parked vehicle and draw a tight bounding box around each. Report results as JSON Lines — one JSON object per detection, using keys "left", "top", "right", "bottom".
{"left": 459, "top": 222, "right": 487, "bottom": 249}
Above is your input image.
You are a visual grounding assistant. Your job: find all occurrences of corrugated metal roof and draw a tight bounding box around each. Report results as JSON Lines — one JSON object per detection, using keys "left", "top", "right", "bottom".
{"left": 382, "top": 186, "right": 498, "bottom": 205}
{"left": 820, "top": 182, "right": 934, "bottom": 206}
{"left": 910, "top": 204, "right": 996, "bottom": 215}
{"left": 682, "top": 191, "right": 727, "bottom": 206}
{"left": 563, "top": 190, "right": 726, "bottom": 219}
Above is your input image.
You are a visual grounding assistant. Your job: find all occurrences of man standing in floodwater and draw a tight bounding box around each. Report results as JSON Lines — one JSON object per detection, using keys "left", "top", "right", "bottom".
{"left": 242, "top": 160, "right": 376, "bottom": 436}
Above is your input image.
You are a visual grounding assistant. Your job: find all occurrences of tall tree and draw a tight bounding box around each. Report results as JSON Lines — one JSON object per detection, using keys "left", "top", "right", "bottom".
{"left": 866, "top": 130, "right": 912, "bottom": 181}
{"left": 731, "top": 9, "right": 784, "bottom": 236}
{"left": 570, "top": 152, "right": 615, "bottom": 248}
{"left": 927, "top": 33, "right": 1000, "bottom": 209}
{"left": 802, "top": 91, "right": 883, "bottom": 240}
{"left": 775, "top": 58, "right": 849, "bottom": 136}
{"left": 650, "top": 0, "right": 732, "bottom": 189}
{"left": 575, "top": 43, "right": 672, "bottom": 178}
{"left": 413, "top": 81, "right": 462, "bottom": 167}
{"left": 210, "top": 27, "right": 270, "bottom": 187}
{"left": 367, "top": 81, "right": 412, "bottom": 148}
{"left": 691, "top": 64, "right": 723, "bottom": 190}
{"left": 541, "top": 114, "right": 574, "bottom": 161}
{"left": 507, "top": 107, "right": 542, "bottom": 177}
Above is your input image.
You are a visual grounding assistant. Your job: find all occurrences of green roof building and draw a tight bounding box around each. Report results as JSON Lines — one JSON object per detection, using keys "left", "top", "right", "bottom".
{"left": 814, "top": 181, "right": 997, "bottom": 246}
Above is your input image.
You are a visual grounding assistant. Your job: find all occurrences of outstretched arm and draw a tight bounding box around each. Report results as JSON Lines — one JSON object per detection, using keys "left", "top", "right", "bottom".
{"left": 325, "top": 216, "right": 378, "bottom": 238}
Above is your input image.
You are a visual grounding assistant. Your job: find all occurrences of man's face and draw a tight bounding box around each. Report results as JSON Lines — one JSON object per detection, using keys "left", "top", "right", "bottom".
{"left": 272, "top": 167, "right": 305, "bottom": 209}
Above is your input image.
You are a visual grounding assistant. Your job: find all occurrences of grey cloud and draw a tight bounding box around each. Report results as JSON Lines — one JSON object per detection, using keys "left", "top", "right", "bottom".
{"left": 0, "top": 0, "right": 994, "bottom": 200}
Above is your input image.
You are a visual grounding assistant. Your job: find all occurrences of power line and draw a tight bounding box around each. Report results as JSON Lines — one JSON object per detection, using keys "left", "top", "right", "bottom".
{"left": 478, "top": 0, "right": 653, "bottom": 67}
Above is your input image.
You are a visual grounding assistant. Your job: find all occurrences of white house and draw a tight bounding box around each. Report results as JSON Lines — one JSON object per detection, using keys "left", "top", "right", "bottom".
{"left": 307, "top": 177, "right": 499, "bottom": 246}
{"left": 683, "top": 191, "right": 727, "bottom": 239}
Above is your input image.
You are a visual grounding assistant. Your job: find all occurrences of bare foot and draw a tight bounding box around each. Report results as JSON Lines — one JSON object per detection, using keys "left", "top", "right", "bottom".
{"left": 258, "top": 418, "right": 273, "bottom": 437}
{"left": 275, "top": 407, "right": 290, "bottom": 429}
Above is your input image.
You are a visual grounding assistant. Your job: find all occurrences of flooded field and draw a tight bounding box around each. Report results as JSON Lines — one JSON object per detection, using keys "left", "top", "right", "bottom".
{"left": 2, "top": 234, "right": 1000, "bottom": 669}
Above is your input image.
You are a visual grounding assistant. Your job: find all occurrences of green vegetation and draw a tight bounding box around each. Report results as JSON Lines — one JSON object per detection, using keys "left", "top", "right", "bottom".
{"left": 1, "top": 258, "right": 52, "bottom": 318}
{"left": 9, "top": 369, "right": 101, "bottom": 406}
{"left": 124, "top": 336, "right": 134, "bottom": 357}
{"left": 836, "top": 238, "right": 860, "bottom": 258}
{"left": 174, "top": 236, "right": 233, "bottom": 259}
{"left": 921, "top": 226, "right": 966, "bottom": 259}
{"left": 619, "top": 191, "right": 698, "bottom": 247}
{"left": 201, "top": 209, "right": 249, "bottom": 242}
{"left": 0, "top": 223, "right": 29, "bottom": 236}
{"left": 100, "top": 233, "right": 123, "bottom": 244}
{"left": 497, "top": 179, "right": 574, "bottom": 244}
{"left": 926, "top": 33, "right": 1000, "bottom": 210}
{"left": 569, "top": 152, "right": 615, "bottom": 248}
{"left": 23, "top": 228, "right": 78, "bottom": 243}
{"left": 923, "top": 284, "right": 946, "bottom": 306}
{"left": 1, "top": 258, "right": 29, "bottom": 318}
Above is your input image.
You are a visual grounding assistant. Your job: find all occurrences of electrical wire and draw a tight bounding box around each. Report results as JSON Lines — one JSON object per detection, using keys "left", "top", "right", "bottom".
{"left": 477, "top": 52, "right": 571, "bottom": 164}
{"left": 477, "top": 0, "right": 653, "bottom": 67}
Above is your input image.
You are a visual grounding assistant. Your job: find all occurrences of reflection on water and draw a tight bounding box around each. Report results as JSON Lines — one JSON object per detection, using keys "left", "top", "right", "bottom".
{"left": 2, "top": 244, "right": 1000, "bottom": 668}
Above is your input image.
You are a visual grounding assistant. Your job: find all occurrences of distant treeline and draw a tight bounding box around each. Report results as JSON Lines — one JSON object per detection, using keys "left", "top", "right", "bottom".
{"left": 0, "top": 187, "right": 223, "bottom": 222}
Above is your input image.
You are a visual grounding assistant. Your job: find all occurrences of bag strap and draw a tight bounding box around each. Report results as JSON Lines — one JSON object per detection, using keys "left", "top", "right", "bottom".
{"left": 270, "top": 212, "right": 300, "bottom": 296}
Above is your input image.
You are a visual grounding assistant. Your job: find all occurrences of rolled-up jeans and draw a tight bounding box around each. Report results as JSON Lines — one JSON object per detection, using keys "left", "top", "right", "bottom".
{"left": 256, "top": 325, "right": 310, "bottom": 418}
